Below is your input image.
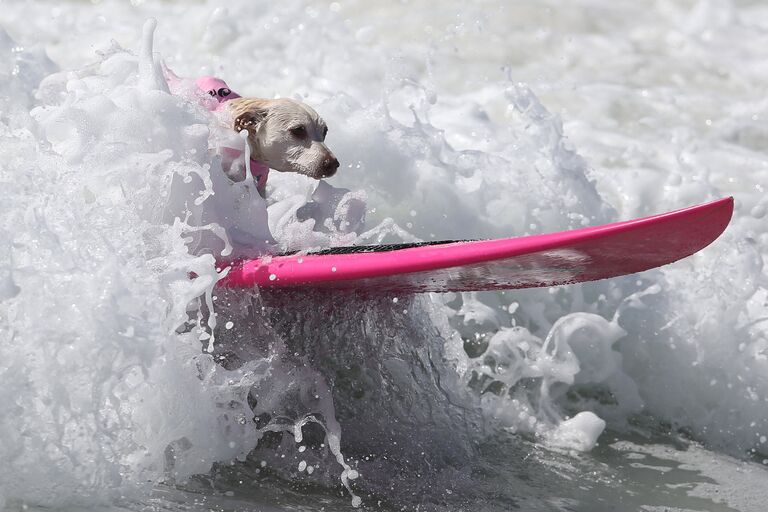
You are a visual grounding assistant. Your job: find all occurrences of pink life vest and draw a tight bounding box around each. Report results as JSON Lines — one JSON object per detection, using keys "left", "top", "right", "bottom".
{"left": 195, "top": 76, "right": 269, "bottom": 190}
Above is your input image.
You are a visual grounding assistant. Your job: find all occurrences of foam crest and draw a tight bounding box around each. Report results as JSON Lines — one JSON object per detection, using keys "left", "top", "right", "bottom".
{"left": 0, "top": 29, "right": 263, "bottom": 507}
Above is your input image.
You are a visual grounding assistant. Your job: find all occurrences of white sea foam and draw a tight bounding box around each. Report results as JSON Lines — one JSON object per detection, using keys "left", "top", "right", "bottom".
{"left": 1, "top": 0, "right": 767, "bottom": 509}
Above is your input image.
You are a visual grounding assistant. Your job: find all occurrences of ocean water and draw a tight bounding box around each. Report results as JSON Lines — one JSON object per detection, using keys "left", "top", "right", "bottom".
{"left": 1, "top": 0, "right": 767, "bottom": 510}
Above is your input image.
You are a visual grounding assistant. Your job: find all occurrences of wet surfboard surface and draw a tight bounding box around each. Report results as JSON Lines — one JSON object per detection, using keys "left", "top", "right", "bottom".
{"left": 216, "top": 197, "right": 733, "bottom": 294}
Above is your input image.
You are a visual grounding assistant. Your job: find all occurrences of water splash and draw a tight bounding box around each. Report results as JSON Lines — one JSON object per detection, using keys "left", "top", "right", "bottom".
{"left": 1, "top": 1, "right": 767, "bottom": 510}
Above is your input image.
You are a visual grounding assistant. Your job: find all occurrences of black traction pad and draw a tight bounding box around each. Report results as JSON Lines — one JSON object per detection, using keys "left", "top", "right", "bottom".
{"left": 280, "top": 239, "right": 473, "bottom": 257}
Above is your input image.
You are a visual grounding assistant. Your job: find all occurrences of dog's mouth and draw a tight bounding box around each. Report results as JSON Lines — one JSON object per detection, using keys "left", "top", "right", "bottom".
{"left": 306, "top": 168, "right": 337, "bottom": 180}
{"left": 320, "top": 167, "right": 337, "bottom": 179}
{"left": 274, "top": 158, "right": 339, "bottom": 180}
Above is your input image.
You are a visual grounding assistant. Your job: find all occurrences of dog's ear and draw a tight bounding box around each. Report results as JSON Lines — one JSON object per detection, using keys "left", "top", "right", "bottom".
{"left": 233, "top": 107, "right": 267, "bottom": 134}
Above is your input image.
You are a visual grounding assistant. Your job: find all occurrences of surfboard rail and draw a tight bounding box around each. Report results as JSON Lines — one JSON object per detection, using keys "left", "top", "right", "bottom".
{"left": 216, "top": 197, "right": 734, "bottom": 293}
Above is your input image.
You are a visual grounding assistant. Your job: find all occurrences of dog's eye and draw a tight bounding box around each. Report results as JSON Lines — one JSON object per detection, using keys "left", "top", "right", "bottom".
{"left": 218, "top": 87, "right": 231, "bottom": 97}
{"left": 290, "top": 126, "right": 307, "bottom": 139}
{"left": 322, "top": 126, "right": 328, "bottom": 138}
{"left": 208, "top": 90, "right": 217, "bottom": 97}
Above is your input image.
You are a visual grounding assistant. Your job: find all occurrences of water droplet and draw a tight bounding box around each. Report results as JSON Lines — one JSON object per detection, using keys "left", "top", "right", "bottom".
{"left": 269, "top": 274, "right": 277, "bottom": 281}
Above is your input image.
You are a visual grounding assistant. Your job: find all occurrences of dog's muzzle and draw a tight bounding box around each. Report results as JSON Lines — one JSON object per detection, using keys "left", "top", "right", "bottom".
{"left": 321, "top": 156, "right": 340, "bottom": 178}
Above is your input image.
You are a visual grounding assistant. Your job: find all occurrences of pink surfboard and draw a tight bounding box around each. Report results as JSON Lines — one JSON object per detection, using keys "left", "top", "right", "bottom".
{"left": 216, "top": 197, "right": 733, "bottom": 293}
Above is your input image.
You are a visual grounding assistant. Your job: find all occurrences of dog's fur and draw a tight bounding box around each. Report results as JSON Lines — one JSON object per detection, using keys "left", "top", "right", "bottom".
{"left": 227, "top": 97, "right": 339, "bottom": 182}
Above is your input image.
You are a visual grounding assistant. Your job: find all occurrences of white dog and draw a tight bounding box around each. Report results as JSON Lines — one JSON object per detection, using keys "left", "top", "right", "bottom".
{"left": 163, "top": 75, "right": 348, "bottom": 258}
{"left": 190, "top": 76, "right": 339, "bottom": 197}
{"left": 228, "top": 97, "right": 339, "bottom": 182}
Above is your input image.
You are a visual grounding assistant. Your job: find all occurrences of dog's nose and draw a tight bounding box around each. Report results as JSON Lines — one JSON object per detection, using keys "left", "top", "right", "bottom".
{"left": 322, "top": 157, "right": 339, "bottom": 177}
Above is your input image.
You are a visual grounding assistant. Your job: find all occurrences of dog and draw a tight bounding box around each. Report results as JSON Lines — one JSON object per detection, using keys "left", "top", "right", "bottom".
{"left": 193, "top": 77, "right": 339, "bottom": 197}
{"left": 228, "top": 97, "right": 339, "bottom": 180}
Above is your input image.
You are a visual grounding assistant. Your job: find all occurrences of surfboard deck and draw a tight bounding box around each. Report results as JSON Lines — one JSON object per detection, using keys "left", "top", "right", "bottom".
{"left": 216, "top": 197, "right": 733, "bottom": 293}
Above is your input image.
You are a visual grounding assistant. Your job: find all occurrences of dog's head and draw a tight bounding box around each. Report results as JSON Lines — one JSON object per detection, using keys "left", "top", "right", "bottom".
{"left": 228, "top": 97, "right": 339, "bottom": 180}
